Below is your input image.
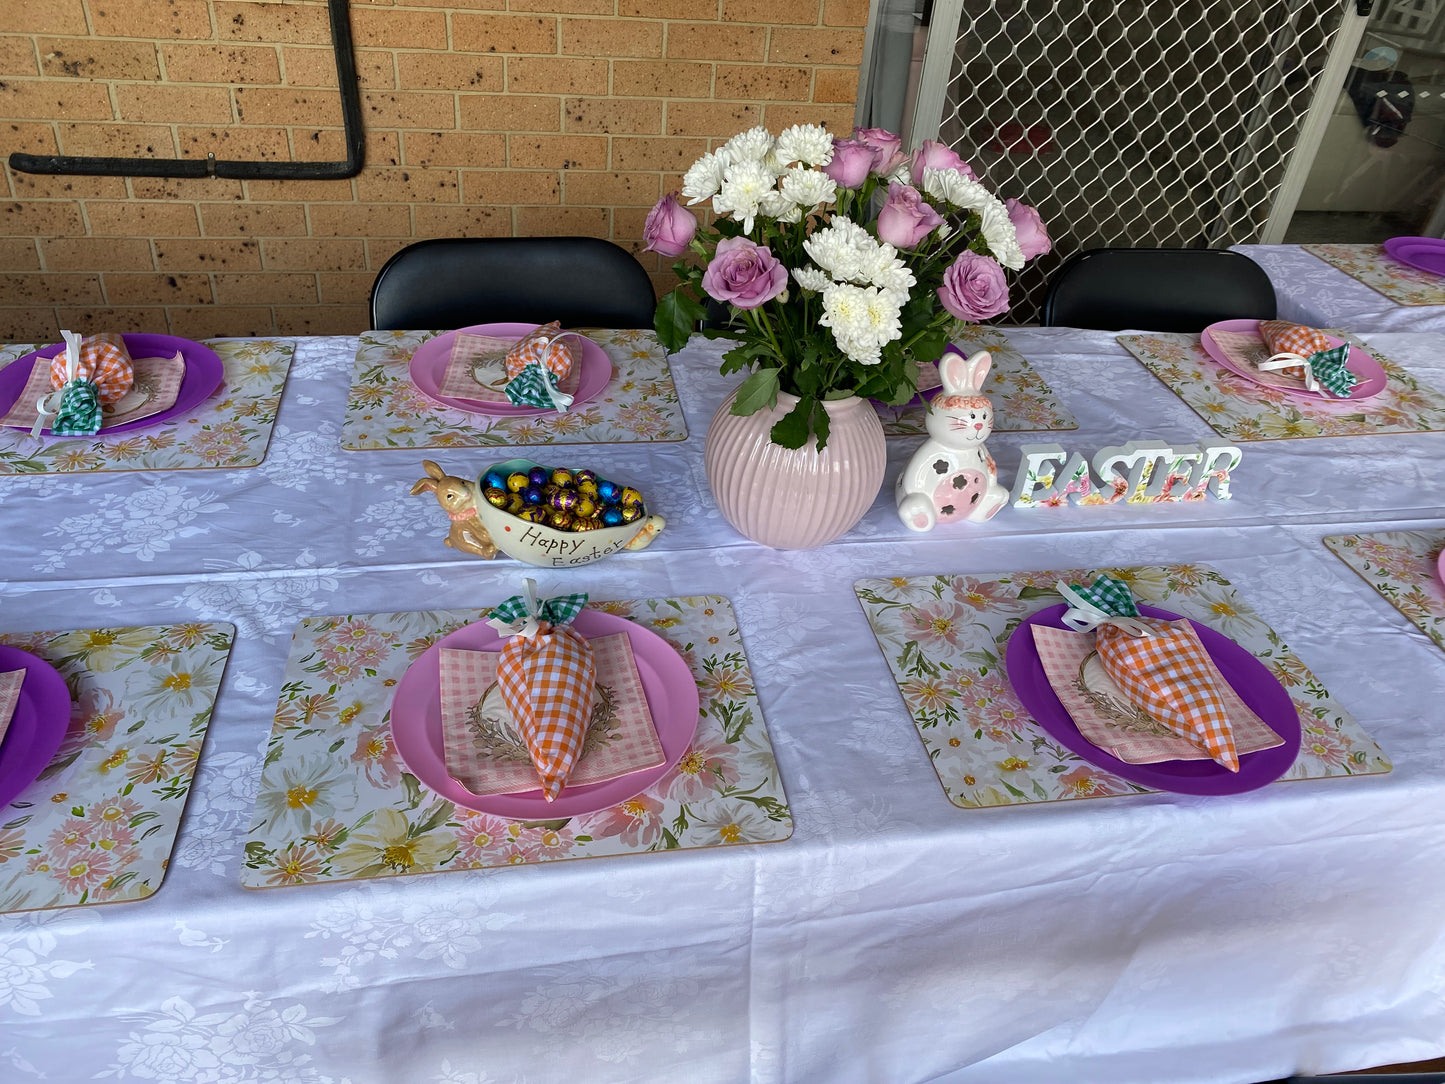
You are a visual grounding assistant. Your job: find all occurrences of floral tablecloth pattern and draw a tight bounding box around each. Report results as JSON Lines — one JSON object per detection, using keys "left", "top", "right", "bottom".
{"left": 339, "top": 329, "right": 688, "bottom": 451}
{"left": 1118, "top": 332, "right": 1445, "bottom": 440}
{"left": 1303, "top": 243, "right": 1445, "bottom": 307}
{"left": 875, "top": 325, "right": 1077, "bottom": 436}
{"left": 1324, "top": 530, "right": 1445, "bottom": 653}
{"left": 855, "top": 565, "right": 1390, "bottom": 809}
{"left": 240, "top": 596, "right": 790, "bottom": 887}
{"left": 0, "top": 340, "right": 294, "bottom": 474}
{"left": 0, "top": 622, "right": 232, "bottom": 912}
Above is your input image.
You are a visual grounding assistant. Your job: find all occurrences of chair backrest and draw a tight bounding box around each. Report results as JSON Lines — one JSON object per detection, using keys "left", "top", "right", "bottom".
{"left": 370, "top": 237, "right": 658, "bottom": 331}
{"left": 1041, "top": 248, "right": 1277, "bottom": 332}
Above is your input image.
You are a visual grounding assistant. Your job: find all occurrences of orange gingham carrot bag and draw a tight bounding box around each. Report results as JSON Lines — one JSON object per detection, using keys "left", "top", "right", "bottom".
{"left": 503, "top": 321, "right": 582, "bottom": 411}
{"left": 1059, "top": 575, "right": 1241, "bottom": 771}
{"left": 485, "top": 580, "right": 596, "bottom": 800}
{"left": 36, "top": 330, "right": 136, "bottom": 437}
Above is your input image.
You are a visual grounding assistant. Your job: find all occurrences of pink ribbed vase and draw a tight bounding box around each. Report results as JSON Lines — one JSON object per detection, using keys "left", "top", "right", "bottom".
{"left": 703, "top": 386, "right": 887, "bottom": 549}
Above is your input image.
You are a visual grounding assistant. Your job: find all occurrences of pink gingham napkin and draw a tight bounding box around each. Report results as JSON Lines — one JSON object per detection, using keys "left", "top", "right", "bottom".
{"left": 439, "top": 633, "right": 663, "bottom": 796}
{"left": 0, "top": 669, "right": 22, "bottom": 743}
{"left": 0, "top": 351, "right": 185, "bottom": 431}
{"left": 438, "top": 332, "right": 581, "bottom": 404}
{"left": 1031, "top": 623, "right": 1283, "bottom": 765}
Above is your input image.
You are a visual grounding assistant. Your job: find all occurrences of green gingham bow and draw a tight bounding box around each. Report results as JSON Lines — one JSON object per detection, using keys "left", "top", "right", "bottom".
{"left": 1260, "top": 342, "right": 1358, "bottom": 398}
{"left": 505, "top": 362, "right": 574, "bottom": 412}
{"left": 485, "top": 578, "right": 588, "bottom": 639}
{"left": 1057, "top": 574, "right": 1156, "bottom": 638}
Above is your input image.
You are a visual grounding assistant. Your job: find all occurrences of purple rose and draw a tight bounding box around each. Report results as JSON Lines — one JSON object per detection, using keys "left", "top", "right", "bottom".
{"left": 701, "top": 236, "right": 787, "bottom": 310}
{"left": 1005, "top": 198, "right": 1051, "bottom": 260}
{"left": 824, "top": 138, "right": 873, "bottom": 189}
{"left": 911, "top": 139, "right": 978, "bottom": 182}
{"left": 875, "top": 182, "right": 943, "bottom": 249}
{"left": 937, "top": 252, "right": 1010, "bottom": 322}
{"left": 854, "top": 126, "right": 906, "bottom": 175}
{"left": 642, "top": 192, "right": 698, "bottom": 258}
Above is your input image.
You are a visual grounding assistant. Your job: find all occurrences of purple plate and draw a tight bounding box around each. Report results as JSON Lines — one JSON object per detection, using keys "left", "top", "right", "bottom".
{"left": 1004, "top": 603, "right": 1301, "bottom": 796}
{"left": 0, "top": 646, "right": 72, "bottom": 808}
{"left": 391, "top": 609, "right": 700, "bottom": 819}
{"left": 1383, "top": 236, "right": 1445, "bottom": 278}
{"left": 0, "top": 333, "right": 224, "bottom": 436}
{"left": 408, "top": 322, "right": 613, "bottom": 418}
{"left": 1201, "top": 319, "right": 1386, "bottom": 401}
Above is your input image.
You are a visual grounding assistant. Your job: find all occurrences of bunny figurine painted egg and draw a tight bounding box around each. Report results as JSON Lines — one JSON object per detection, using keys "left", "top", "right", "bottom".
{"left": 896, "top": 347, "right": 1010, "bottom": 531}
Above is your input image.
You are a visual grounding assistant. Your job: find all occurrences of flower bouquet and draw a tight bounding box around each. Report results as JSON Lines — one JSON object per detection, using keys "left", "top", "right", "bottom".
{"left": 645, "top": 124, "right": 1050, "bottom": 449}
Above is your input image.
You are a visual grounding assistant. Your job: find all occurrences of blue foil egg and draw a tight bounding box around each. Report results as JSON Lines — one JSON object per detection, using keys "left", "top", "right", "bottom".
{"left": 597, "top": 480, "right": 621, "bottom": 504}
{"left": 600, "top": 506, "right": 625, "bottom": 527}
{"left": 528, "top": 466, "right": 550, "bottom": 488}
{"left": 522, "top": 485, "right": 546, "bottom": 505}
{"left": 482, "top": 470, "right": 509, "bottom": 492}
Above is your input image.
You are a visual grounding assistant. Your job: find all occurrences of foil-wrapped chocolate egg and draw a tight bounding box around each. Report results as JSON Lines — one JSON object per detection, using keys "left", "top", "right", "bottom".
{"left": 528, "top": 466, "right": 550, "bottom": 487}
{"left": 505, "top": 493, "right": 526, "bottom": 515}
{"left": 550, "top": 468, "right": 574, "bottom": 488}
{"left": 483, "top": 486, "right": 510, "bottom": 509}
{"left": 596, "top": 479, "right": 622, "bottom": 504}
{"left": 619, "top": 486, "right": 643, "bottom": 508}
{"left": 573, "top": 496, "right": 598, "bottom": 519}
{"left": 522, "top": 485, "right": 546, "bottom": 506}
{"left": 517, "top": 506, "right": 548, "bottom": 523}
{"left": 577, "top": 479, "right": 599, "bottom": 499}
{"left": 573, "top": 516, "right": 604, "bottom": 531}
{"left": 506, "top": 472, "right": 530, "bottom": 493}
{"left": 548, "top": 509, "right": 574, "bottom": 530}
{"left": 619, "top": 503, "right": 644, "bottom": 523}
{"left": 600, "top": 506, "right": 625, "bottom": 527}
{"left": 482, "top": 470, "right": 509, "bottom": 492}
{"left": 574, "top": 468, "right": 597, "bottom": 485}
{"left": 549, "top": 489, "right": 578, "bottom": 512}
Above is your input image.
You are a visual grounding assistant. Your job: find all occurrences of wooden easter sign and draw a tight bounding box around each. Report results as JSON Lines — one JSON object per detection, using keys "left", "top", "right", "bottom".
{"left": 1010, "top": 441, "right": 1243, "bottom": 508}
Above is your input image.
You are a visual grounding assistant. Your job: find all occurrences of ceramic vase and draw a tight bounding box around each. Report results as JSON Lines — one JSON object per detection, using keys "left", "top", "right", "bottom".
{"left": 703, "top": 386, "right": 887, "bottom": 549}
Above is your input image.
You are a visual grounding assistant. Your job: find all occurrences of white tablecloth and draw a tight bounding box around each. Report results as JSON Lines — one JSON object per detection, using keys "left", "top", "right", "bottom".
{"left": 1, "top": 248, "right": 1443, "bottom": 1084}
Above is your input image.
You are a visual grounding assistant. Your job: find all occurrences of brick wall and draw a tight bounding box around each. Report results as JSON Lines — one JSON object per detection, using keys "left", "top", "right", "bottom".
{"left": 0, "top": 0, "right": 867, "bottom": 340}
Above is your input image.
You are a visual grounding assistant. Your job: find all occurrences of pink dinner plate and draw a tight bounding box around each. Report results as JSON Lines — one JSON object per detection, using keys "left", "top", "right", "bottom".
{"left": 1383, "top": 236, "right": 1445, "bottom": 278}
{"left": 1201, "top": 319, "right": 1386, "bottom": 402}
{"left": 0, "top": 333, "right": 224, "bottom": 435}
{"left": 391, "top": 609, "right": 700, "bottom": 819}
{"left": 1437, "top": 546, "right": 1445, "bottom": 587}
{"left": 0, "top": 645, "right": 72, "bottom": 809}
{"left": 1004, "top": 603, "right": 1301, "bottom": 797}
{"left": 408, "top": 322, "right": 613, "bottom": 418}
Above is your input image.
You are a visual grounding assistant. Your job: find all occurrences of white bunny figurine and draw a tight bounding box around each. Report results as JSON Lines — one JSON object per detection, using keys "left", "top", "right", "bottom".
{"left": 895, "top": 348, "right": 1010, "bottom": 531}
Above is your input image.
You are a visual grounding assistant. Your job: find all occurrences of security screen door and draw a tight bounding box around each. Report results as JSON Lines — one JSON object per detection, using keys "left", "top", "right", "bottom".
{"left": 904, "top": 0, "right": 1370, "bottom": 320}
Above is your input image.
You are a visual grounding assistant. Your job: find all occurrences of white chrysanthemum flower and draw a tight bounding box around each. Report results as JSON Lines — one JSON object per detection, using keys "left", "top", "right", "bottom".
{"left": 803, "top": 218, "right": 877, "bottom": 282}
{"left": 935, "top": 221, "right": 954, "bottom": 241}
{"left": 774, "top": 204, "right": 803, "bottom": 224}
{"left": 780, "top": 166, "right": 837, "bottom": 209}
{"left": 681, "top": 151, "right": 728, "bottom": 205}
{"left": 792, "top": 266, "right": 831, "bottom": 292}
{"left": 723, "top": 126, "right": 775, "bottom": 163}
{"left": 759, "top": 189, "right": 796, "bottom": 220}
{"left": 820, "top": 283, "right": 903, "bottom": 365}
{"left": 775, "top": 124, "right": 834, "bottom": 167}
{"left": 977, "top": 200, "right": 1025, "bottom": 270}
{"left": 872, "top": 261, "right": 916, "bottom": 297}
{"left": 888, "top": 162, "right": 911, "bottom": 184}
{"left": 713, "top": 159, "right": 776, "bottom": 233}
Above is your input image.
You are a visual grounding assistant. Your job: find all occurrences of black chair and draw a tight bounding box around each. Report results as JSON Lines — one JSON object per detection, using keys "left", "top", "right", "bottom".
{"left": 1042, "top": 247, "right": 1277, "bottom": 332}
{"left": 369, "top": 237, "right": 657, "bottom": 330}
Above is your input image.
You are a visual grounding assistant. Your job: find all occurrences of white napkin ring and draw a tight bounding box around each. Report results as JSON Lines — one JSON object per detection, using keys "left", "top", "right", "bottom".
{"left": 1259, "top": 351, "right": 1322, "bottom": 394}
{"left": 1055, "top": 581, "right": 1157, "bottom": 638}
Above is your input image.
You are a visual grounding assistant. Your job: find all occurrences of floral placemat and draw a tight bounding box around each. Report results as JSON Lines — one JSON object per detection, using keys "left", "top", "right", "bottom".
{"left": 340, "top": 329, "right": 688, "bottom": 450}
{"left": 854, "top": 565, "right": 1390, "bottom": 808}
{"left": 875, "top": 325, "right": 1077, "bottom": 436}
{"left": 1118, "top": 332, "right": 1445, "bottom": 440}
{"left": 0, "top": 622, "right": 233, "bottom": 912}
{"left": 0, "top": 340, "right": 294, "bottom": 474}
{"left": 240, "top": 596, "right": 790, "bottom": 888}
{"left": 1324, "top": 530, "right": 1445, "bottom": 653}
{"left": 1304, "top": 243, "right": 1445, "bottom": 307}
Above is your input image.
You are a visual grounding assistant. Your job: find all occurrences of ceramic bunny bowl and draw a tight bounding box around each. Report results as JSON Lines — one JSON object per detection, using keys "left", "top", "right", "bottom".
{"left": 472, "top": 458, "right": 664, "bottom": 568}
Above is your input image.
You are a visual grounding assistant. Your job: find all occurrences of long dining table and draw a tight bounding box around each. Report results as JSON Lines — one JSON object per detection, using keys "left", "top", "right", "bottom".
{"left": 0, "top": 245, "right": 1443, "bottom": 1084}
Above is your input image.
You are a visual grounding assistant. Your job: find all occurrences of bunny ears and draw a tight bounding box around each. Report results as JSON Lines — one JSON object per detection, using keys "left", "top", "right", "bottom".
{"left": 937, "top": 348, "right": 991, "bottom": 396}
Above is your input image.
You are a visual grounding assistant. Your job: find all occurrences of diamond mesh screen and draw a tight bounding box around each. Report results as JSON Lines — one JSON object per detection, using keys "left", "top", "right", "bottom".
{"left": 932, "top": 0, "right": 1348, "bottom": 321}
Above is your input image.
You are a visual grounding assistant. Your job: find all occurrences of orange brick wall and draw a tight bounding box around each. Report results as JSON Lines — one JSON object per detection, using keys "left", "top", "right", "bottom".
{"left": 0, "top": 0, "right": 867, "bottom": 340}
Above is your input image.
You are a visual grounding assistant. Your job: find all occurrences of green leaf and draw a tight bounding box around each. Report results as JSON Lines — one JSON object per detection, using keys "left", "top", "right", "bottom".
{"left": 654, "top": 288, "right": 707, "bottom": 354}
{"left": 769, "top": 394, "right": 813, "bottom": 449}
{"left": 401, "top": 772, "right": 422, "bottom": 810}
{"left": 810, "top": 400, "right": 831, "bottom": 450}
{"left": 731, "top": 367, "right": 781, "bottom": 416}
